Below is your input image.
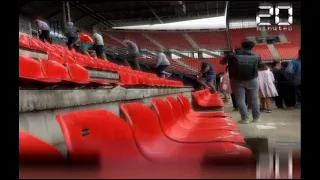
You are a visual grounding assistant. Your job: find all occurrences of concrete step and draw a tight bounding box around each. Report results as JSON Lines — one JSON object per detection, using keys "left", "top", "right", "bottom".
{"left": 183, "top": 33, "right": 199, "bottom": 49}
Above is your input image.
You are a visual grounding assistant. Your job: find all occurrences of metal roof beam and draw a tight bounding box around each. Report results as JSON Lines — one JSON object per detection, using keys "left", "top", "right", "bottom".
{"left": 70, "top": 1, "right": 113, "bottom": 28}
{"left": 145, "top": 2, "right": 163, "bottom": 24}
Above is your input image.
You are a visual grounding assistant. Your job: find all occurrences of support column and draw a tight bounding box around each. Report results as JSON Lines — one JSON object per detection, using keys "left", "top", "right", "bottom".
{"left": 61, "top": 1, "right": 67, "bottom": 31}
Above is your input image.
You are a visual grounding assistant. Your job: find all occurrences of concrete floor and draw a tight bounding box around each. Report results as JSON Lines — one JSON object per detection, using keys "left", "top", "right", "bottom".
{"left": 224, "top": 101, "right": 301, "bottom": 152}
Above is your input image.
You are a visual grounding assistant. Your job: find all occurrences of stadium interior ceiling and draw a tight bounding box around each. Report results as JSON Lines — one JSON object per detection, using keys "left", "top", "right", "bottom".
{"left": 19, "top": 1, "right": 301, "bottom": 30}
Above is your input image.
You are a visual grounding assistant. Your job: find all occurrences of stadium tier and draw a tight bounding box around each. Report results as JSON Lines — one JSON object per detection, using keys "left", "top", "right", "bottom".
{"left": 274, "top": 43, "right": 300, "bottom": 60}
{"left": 106, "top": 31, "right": 160, "bottom": 50}
{"left": 252, "top": 44, "right": 274, "bottom": 61}
{"left": 146, "top": 32, "right": 194, "bottom": 50}
{"left": 229, "top": 28, "right": 262, "bottom": 48}
{"left": 100, "top": 27, "right": 300, "bottom": 61}
{"left": 188, "top": 31, "right": 229, "bottom": 49}
{"left": 102, "top": 35, "right": 126, "bottom": 48}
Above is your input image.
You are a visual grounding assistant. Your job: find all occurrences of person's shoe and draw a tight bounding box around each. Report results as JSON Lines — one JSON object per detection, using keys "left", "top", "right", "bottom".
{"left": 252, "top": 118, "right": 261, "bottom": 123}
{"left": 238, "top": 119, "right": 250, "bottom": 124}
{"left": 265, "top": 109, "right": 272, "bottom": 113}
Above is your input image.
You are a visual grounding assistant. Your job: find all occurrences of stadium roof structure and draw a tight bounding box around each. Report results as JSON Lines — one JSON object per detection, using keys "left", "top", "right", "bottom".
{"left": 19, "top": 1, "right": 226, "bottom": 29}
{"left": 19, "top": 1, "right": 301, "bottom": 29}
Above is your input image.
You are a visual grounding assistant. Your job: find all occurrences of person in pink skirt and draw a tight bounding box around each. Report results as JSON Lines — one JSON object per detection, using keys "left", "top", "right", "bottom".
{"left": 258, "top": 64, "right": 278, "bottom": 113}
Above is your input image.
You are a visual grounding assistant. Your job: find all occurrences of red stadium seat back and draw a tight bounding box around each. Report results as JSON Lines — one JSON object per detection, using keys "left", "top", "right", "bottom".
{"left": 129, "top": 75, "right": 139, "bottom": 85}
{"left": 29, "top": 38, "right": 43, "bottom": 51}
{"left": 95, "top": 59, "right": 105, "bottom": 70}
{"left": 86, "top": 57, "right": 97, "bottom": 68}
{"left": 119, "top": 72, "right": 131, "bottom": 84}
{"left": 119, "top": 102, "right": 163, "bottom": 139}
{"left": 66, "top": 63, "right": 90, "bottom": 84}
{"left": 165, "top": 96, "right": 185, "bottom": 120}
{"left": 19, "top": 129, "right": 64, "bottom": 163}
{"left": 177, "top": 94, "right": 192, "bottom": 113}
{"left": 74, "top": 54, "right": 88, "bottom": 67}
{"left": 19, "top": 33, "right": 30, "bottom": 48}
{"left": 150, "top": 98, "right": 176, "bottom": 128}
{"left": 40, "top": 59, "right": 68, "bottom": 81}
{"left": 56, "top": 109, "right": 140, "bottom": 160}
{"left": 64, "top": 54, "right": 76, "bottom": 64}
{"left": 48, "top": 51, "right": 64, "bottom": 64}
{"left": 19, "top": 55, "right": 47, "bottom": 81}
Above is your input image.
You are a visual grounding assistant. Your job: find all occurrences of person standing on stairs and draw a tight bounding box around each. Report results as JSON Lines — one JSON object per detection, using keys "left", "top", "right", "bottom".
{"left": 123, "top": 39, "right": 141, "bottom": 70}
{"left": 92, "top": 29, "right": 107, "bottom": 60}
{"left": 154, "top": 49, "right": 172, "bottom": 78}
{"left": 35, "top": 18, "right": 52, "bottom": 44}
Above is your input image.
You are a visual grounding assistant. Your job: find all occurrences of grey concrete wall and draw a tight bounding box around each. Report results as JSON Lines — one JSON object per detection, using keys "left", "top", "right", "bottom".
{"left": 19, "top": 86, "right": 193, "bottom": 112}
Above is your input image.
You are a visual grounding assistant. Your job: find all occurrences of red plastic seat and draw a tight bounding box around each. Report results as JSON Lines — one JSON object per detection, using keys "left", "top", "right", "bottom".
{"left": 150, "top": 98, "right": 244, "bottom": 143}
{"left": 56, "top": 109, "right": 145, "bottom": 161}
{"left": 19, "top": 55, "right": 60, "bottom": 83}
{"left": 192, "top": 90, "right": 224, "bottom": 107}
{"left": 19, "top": 33, "right": 30, "bottom": 48}
{"left": 177, "top": 94, "right": 230, "bottom": 118}
{"left": 48, "top": 51, "right": 64, "bottom": 64}
{"left": 40, "top": 59, "right": 68, "bottom": 82}
{"left": 64, "top": 54, "right": 76, "bottom": 65}
{"left": 63, "top": 63, "right": 90, "bottom": 84}
{"left": 164, "top": 96, "right": 237, "bottom": 130}
{"left": 74, "top": 54, "right": 88, "bottom": 67}
{"left": 119, "top": 72, "right": 132, "bottom": 85}
{"left": 19, "top": 129, "right": 64, "bottom": 163}
{"left": 120, "top": 102, "right": 253, "bottom": 162}
{"left": 86, "top": 57, "right": 97, "bottom": 69}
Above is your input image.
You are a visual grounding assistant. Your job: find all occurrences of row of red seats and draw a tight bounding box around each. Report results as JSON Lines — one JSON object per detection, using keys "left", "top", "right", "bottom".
{"left": 252, "top": 44, "right": 274, "bottom": 61}
{"left": 188, "top": 31, "right": 229, "bottom": 49}
{"left": 19, "top": 55, "right": 183, "bottom": 87}
{"left": 20, "top": 92, "right": 254, "bottom": 178}
{"left": 119, "top": 71, "right": 183, "bottom": 87}
{"left": 19, "top": 55, "right": 112, "bottom": 86}
{"left": 273, "top": 43, "right": 300, "bottom": 60}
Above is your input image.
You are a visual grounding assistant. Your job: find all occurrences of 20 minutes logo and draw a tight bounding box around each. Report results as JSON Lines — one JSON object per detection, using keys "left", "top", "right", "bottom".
{"left": 256, "top": 3, "right": 293, "bottom": 26}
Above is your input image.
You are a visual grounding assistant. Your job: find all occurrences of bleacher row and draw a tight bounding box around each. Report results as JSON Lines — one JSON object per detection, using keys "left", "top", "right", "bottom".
{"left": 20, "top": 89, "right": 255, "bottom": 178}
{"left": 19, "top": 33, "right": 184, "bottom": 87}
{"left": 103, "top": 26, "right": 300, "bottom": 60}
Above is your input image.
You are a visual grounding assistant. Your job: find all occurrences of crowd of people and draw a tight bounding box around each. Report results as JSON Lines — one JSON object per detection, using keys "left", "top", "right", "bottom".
{"left": 197, "top": 40, "right": 301, "bottom": 124}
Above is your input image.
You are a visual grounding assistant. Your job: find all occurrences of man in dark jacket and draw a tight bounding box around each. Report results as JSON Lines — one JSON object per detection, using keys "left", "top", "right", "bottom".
{"left": 220, "top": 40, "right": 261, "bottom": 124}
